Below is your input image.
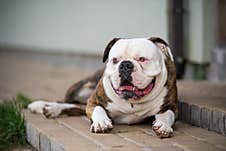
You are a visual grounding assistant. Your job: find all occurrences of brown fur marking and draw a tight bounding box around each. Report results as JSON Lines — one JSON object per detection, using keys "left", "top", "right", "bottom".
{"left": 148, "top": 37, "right": 178, "bottom": 116}
{"left": 86, "top": 78, "right": 112, "bottom": 119}
{"left": 60, "top": 105, "right": 86, "bottom": 116}
{"left": 158, "top": 47, "right": 178, "bottom": 117}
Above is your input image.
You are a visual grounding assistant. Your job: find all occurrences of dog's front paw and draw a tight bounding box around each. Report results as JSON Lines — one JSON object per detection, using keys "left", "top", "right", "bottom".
{"left": 90, "top": 118, "right": 113, "bottom": 133}
{"left": 152, "top": 120, "right": 173, "bottom": 138}
{"left": 43, "top": 103, "right": 62, "bottom": 118}
{"left": 90, "top": 106, "right": 113, "bottom": 133}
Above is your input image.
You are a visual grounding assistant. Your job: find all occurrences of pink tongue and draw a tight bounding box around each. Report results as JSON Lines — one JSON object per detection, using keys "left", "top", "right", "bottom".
{"left": 135, "top": 83, "right": 154, "bottom": 96}
{"left": 118, "top": 83, "right": 154, "bottom": 96}
{"left": 118, "top": 85, "right": 134, "bottom": 91}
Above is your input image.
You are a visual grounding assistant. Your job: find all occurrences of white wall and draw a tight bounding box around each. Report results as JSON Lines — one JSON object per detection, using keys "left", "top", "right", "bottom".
{"left": 0, "top": 0, "right": 168, "bottom": 55}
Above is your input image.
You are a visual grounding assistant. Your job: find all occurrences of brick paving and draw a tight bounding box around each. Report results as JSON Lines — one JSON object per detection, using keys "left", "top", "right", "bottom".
{"left": 1, "top": 51, "right": 226, "bottom": 151}
{"left": 24, "top": 110, "right": 226, "bottom": 151}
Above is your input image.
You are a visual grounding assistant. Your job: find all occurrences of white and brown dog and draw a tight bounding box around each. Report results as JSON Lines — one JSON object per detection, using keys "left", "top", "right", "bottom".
{"left": 28, "top": 37, "right": 178, "bottom": 138}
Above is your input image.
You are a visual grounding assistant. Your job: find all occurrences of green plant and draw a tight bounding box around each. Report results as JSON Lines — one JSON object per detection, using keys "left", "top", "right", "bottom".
{"left": 0, "top": 93, "right": 31, "bottom": 150}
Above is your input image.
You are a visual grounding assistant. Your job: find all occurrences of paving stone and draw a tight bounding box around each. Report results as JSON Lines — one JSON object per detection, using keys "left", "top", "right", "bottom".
{"left": 218, "top": 111, "right": 225, "bottom": 135}
{"left": 200, "top": 107, "right": 212, "bottom": 129}
{"left": 25, "top": 122, "right": 39, "bottom": 149}
{"left": 135, "top": 122, "right": 225, "bottom": 151}
{"left": 181, "top": 102, "right": 191, "bottom": 123}
{"left": 44, "top": 123, "right": 101, "bottom": 151}
{"left": 166, "top": 134, "right": 223, "bottom": 151}
{"left": 39, "top": 133, "right": 51, "bottom": 151}
{"left": 177, "top": 101, "right": 182, "bottom": 121}
{"left": 144, "top": 145, "right": 183, "bottom": 151}
{"left": 190, "top": 104, "right": 201, "bottom": 127}
{"left": 210, "top": 110, "right": 225, "bottom": 134}
{"left": 176, "top": 122, "right": 226, "bottom": 150}
{"left": 116, "top": 130, "right": 164, "bottom": 148}
{"left": 225, "top": 115, "right": 226, "bottom": 136}
{"left": 24, "top": 111, "right": 101, "bottom": 151}
{"left": 58, "top": 116, "right": 142, "bottom": 151}
{"left": 50, "top": 140, "right": 65, "bottom": 151}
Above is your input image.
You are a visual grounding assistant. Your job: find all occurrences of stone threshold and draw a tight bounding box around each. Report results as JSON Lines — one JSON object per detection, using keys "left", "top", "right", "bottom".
{"left": 24, "top": 103, "right": 226, "bottom": 151}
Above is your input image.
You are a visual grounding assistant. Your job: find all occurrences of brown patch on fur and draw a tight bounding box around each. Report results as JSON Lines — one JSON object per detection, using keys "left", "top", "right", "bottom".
{"left": 64, "top": 68, "right": 104, "bottom": 104}
{"left": 158, "top": 47, "right": 178, "bottom": 117}
{"left": 60, "top": 104, "right": 86, "bottom": 116}
{"left": 86, "top": 78, "right": 112, "bottom": 119}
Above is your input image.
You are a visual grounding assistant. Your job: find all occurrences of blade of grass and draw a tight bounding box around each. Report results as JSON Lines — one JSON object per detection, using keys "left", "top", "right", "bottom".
{"left": 0, "top": 93, "right": 31, "bottom": 151}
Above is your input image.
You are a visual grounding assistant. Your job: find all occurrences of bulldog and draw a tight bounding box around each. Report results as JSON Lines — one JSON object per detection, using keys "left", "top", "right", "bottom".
{"left": 28, "top": 37, "right": 178, "bottom": 138}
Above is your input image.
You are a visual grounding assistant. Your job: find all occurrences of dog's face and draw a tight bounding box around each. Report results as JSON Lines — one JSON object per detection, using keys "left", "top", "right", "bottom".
{"left": 103, "top": 38, "right": 167, "bottom": 101}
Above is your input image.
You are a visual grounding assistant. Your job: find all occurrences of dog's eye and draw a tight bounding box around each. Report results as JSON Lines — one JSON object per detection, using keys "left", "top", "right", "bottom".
{"left": 138, "top": 57, "right": 146, "bottom": 62}
{"left": 112, "top": 57, "right": 119, "bottom": 64}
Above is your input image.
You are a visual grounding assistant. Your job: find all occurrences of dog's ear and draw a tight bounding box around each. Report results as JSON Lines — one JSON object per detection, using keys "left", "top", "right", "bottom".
{"left": 148, "top": 37, "right": 174, "bottom": 61}
{"left": 103, "top": 38, "right": 121, "bottom": 63}
{"left": 148, "top": 37, "right": 168, "bottom": 49}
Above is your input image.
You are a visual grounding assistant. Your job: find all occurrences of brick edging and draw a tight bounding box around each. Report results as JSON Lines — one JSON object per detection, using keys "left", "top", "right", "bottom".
{"left": 178, "top": 100, "right": 226, "bottom": 136}
{"left": 25, "top": 122, "right": 65, "bottom": 151}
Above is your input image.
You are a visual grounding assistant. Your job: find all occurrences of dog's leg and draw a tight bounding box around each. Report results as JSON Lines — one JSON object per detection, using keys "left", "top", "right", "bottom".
{"left": 85, "top": 77, "right": 113, "bottom": 133}
{"left": 28, "top": 100, "right": 85, "bottom": 118}
{"left": 152, "top": 110, "right": 175, "bottom": 138}
{"left": 89, "top": 106, "right": 113, "bottom": 133}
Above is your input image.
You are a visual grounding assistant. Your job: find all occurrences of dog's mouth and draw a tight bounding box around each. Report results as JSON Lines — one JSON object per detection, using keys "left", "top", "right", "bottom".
{"left": 112, "top": 78, "right": 156, "bottom": 100}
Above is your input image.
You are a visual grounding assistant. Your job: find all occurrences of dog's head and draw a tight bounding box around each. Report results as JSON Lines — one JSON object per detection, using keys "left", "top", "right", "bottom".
{"left": 102, "top": 37, "right": 173, "bottom": 102}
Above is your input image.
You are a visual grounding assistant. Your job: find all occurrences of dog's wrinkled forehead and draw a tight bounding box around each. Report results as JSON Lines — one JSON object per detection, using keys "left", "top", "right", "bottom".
{"left": 109, "top": 39, "right": 159, "bottom": 59}
{"left": 102, "top": 37, "right": 168, "bottom": 63}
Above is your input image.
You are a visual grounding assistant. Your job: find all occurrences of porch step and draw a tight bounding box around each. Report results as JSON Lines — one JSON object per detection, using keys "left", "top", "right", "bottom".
{"left": 177, "top": 81, "right": 226, "bottom": 136}
{"left": 24, "top": 81, "right": 226, "bottom": 151}
{"left": 23, "top": 110, "right": 226, "bottom": 151}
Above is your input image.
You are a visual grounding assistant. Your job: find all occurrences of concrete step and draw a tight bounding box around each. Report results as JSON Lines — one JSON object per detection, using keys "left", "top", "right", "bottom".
{"left": 177, "top": 81, "right": 226, "bottom": 136}
{"left": 23, "top": 110, "right": 226, "bottom": 151}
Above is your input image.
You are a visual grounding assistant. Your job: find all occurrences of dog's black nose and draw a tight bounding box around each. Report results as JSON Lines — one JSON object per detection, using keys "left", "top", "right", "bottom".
{"left": 119, "top": 61, "right": 134, "bottom": 82}
{"left": 119, "top": 61, "right": 134, "bottom": 73}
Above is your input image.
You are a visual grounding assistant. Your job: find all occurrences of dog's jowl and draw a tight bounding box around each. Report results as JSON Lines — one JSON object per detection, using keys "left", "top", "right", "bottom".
{"left": 28, "top": 37, "right": 178, "bottom": 138}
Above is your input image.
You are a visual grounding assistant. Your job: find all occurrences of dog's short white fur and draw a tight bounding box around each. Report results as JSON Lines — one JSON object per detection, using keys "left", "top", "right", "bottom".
{"left": 28, "top": 38, "right": 175, "bottom": 135}
{"left": 90, "top": 106, "right": 113, "bottom": 133}
{"left": 153, "top": 110, "right": 174, "bottom": 134}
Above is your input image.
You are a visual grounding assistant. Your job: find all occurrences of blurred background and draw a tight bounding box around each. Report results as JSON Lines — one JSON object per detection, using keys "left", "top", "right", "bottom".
{"left": 0, "top": 0, "right": 226, "bottom": 100}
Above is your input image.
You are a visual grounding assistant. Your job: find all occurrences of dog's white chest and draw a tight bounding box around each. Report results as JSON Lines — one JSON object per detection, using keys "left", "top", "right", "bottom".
{"left": 106, "top": 88, "right": 167, "bottom": 124}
